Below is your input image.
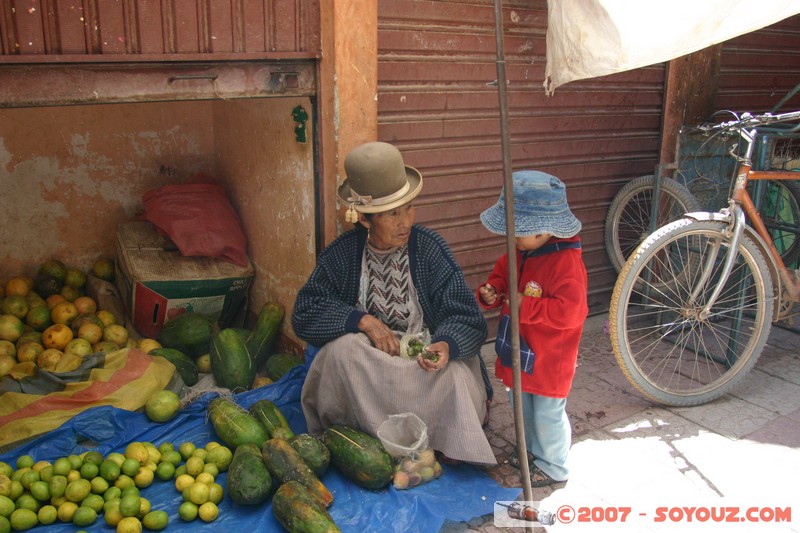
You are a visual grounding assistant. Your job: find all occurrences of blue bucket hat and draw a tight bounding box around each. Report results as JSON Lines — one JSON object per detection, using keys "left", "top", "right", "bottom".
{"left": 480, "top": 170, "right": 582, "bottom": 238}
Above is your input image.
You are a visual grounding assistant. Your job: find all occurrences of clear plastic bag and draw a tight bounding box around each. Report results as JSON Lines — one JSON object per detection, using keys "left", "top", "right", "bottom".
{"left": 399, "top": 329, "right": 431, "bottom": 360}
{"left": 377, "top": 412, "right": 443, "bottom": 490}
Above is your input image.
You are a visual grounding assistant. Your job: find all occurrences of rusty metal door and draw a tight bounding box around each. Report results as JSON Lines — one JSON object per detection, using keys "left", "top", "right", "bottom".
{"left": 377, "top": 0, "right": 665, "bottom": 324}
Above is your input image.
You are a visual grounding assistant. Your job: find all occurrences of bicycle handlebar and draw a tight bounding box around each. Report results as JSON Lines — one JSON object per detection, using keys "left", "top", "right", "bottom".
{"left": 699, "top": 109, "right": 800, "bottom": 134}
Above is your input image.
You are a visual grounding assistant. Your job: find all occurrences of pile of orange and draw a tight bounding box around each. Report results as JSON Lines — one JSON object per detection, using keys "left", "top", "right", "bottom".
{"left": 0, "top": 257, "right": 159, "bottom": 378}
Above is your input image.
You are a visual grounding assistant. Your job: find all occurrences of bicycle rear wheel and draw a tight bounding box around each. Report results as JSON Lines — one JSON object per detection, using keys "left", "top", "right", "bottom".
{"left": 604, "top": 175, "right": 702, "bottom": 272}
{"left": 609, "top": 218, "right": 774, "bottom": 406}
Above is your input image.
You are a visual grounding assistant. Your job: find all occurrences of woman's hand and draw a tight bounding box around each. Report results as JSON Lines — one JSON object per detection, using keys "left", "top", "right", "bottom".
{"left": 358, "top": 314, "right": 400, "bottom": 356}
{"left": 417, "top": 341, "right": 449, "bottom": 372}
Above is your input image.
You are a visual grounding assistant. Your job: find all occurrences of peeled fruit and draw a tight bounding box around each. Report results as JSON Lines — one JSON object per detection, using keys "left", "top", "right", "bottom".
{"left": 145, "top": 390, "right": 181, "bottom": 423}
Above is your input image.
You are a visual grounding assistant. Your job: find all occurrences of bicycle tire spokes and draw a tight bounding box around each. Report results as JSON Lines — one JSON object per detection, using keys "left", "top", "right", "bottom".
{"left": 611, "top": 219, "right": 773, "bottom": 406}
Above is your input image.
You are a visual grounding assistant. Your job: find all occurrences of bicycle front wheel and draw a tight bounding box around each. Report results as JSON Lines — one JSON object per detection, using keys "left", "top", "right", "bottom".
{"left": 609, "top": 218, "right": 774, "bottom": 406}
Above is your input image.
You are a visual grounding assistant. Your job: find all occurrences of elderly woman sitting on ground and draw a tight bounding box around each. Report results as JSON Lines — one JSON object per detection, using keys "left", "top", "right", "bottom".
{"left": 292, "top": 141, "right": 495, "bottom": 465}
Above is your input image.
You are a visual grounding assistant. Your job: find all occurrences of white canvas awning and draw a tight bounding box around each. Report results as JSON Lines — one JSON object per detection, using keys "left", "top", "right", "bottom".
{"left": 544, "top": 0, "right": 800, "bottom": 95}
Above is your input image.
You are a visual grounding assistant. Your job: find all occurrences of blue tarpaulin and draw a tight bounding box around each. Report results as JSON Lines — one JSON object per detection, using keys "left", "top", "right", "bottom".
{"left": 0, "top": 363, "right": 520, "bottom": 532}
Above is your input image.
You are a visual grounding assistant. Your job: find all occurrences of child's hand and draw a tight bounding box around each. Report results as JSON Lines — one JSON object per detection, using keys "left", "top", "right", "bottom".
{"left": 479, "top": 283, "right": 500, "bottom": 305}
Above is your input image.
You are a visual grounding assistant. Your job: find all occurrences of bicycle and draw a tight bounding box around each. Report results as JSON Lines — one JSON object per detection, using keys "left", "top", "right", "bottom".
{"left": 604, "top": 84, "right": 800, "bottom": 275}
{"left": 608, "top": 109, "right": 800, "bottom": 406}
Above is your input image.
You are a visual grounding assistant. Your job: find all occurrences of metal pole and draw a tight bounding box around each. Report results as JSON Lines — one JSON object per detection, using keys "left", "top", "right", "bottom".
{"left": 492, "top": 0, "right": 534, "bottom": 508}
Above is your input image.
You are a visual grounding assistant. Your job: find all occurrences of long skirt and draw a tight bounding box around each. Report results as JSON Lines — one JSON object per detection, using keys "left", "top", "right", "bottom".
{"left": 301, "top": 333, "right": 496, "bottom": 466}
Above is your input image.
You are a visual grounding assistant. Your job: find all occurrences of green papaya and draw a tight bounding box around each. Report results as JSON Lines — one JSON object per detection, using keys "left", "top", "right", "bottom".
{"left": 158, "top": 312, "right": 218, "bottom": 358}
{"left": 210, "top": 328, "right": 255, "bottom": 391}
{"left": 246, "top": 302, "right": 284, "bottom": 370}
{"left": 272, "top": 481, "right": 340, "bottom": 533}
{"left": 227, "top": 442, "right": 272, "bottom": 505}
{"left": 264, "top": 352, "right": 304, "bottom": 381}
{"left": 149, "top": 347, "right": 199, "bottom": 386}
{"left": 322, "top": 425, "right": 393, "bottom": 490}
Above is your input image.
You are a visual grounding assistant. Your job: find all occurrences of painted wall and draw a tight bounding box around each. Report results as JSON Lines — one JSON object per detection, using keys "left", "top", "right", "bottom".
{"left": 0, "top": 101, "right": 215, "bottom": 277}
{"left": 0, "top": 97, "right": 316, "bottom": 345}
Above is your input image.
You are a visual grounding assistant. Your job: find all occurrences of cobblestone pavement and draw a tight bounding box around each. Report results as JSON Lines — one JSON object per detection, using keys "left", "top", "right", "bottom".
{"left": 440, "top": 314, "right": 800, "bottom": 533}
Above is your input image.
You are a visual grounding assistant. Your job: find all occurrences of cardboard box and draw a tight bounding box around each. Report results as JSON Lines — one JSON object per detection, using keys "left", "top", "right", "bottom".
{"left": 116, "top": 221, "right": 254, "bottom": 339}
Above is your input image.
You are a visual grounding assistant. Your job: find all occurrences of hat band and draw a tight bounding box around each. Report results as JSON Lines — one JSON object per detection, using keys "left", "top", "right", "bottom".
{"left": 347, "top": 181, "right": 410, "bottom": 207}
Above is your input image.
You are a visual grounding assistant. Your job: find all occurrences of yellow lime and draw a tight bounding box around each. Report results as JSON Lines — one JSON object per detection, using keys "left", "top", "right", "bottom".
{"left": 197, "top": 501, "right": 218, "bottom": 522}
{"left": 36, "top": 504, "right": 57, "bottom": 525}
{"left": 64, "top": 478, "right": 91, "bottom": 503}
{"left": 103, "top": 499, "right": 123, "bottom": 526}
{"left": 103, "top": 324, "right": 129, "bottom": 347}
{"left": 106, "top": 453, "right": 126, "bottom": 468}
{"left": 187, "top": 482, "right": 209, "bottom": 505}
{"left": 174, "top": 474, "right": 195, "bottom": 493}
{"left": 143, "top": 443, "right": 161, "bottom": 464}
{"left": 103, "top": 486, "right": 121, "bottom": 502}
{"left": 196, "top": 353, "right": 211, "bottom": 373}
{"left": 208, "top": 482, "right": 224, "bottom": 505}
{"left": 194, "top": 472, "right": 214, "bottom": 486}
{"left": 160, "top": 450, "right": 181, "bottom": 466}
{"left": 136, "top": 497, "right": 150, "bottom": 519}
{"left": 50, "top": 301, "right": 78, "bottom": 325}
{"left": 202, "top": 463, "right": 219, "bottom": 478}
{"left": 133, "top": 467, "right": 154, "bottom": 489}
{"left": 66, "top": 469, "right": 81, "bottom": 483}
{"left": 66, "top": 454, "right": 82, "bottom": 470}
{"left": 191, "top": 448, "right": 207, "bottom": 461}
{"left": 57, "top": 500, "right": 78, "bottom": 522}
{"left": 137, "top": 338, "right": 161, "bottom": 353}
{"left": 52, "top": 458, "right": 71, "bottom": 476}
{"left": 8, "top": 480, "right": 22, "bottom": 501}
{"left": 36, "top": 349, "right": 64, "bottom": 372}
{"left": 114, "top": 474, "right": 135, "bottom": 491}
{"left": 64, "top": 338, "right": 93, "bottom": 359}
{"left": 117, "top": 515, "right": 142, "bottom": 533}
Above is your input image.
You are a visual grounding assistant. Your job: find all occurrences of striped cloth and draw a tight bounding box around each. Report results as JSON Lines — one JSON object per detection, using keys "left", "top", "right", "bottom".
{"left": 301, "top": 333, "right": 496, "bottom": 466}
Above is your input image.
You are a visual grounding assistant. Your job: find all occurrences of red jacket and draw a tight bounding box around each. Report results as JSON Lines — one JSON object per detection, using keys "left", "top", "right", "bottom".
{"left": 478, "top": 236, "right": 588, "bottom": 398}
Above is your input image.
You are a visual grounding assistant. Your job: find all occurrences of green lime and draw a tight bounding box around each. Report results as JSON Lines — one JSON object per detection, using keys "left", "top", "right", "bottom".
{"left": 142, "top": 509, "right": 169, "bottom": 530}
{"left": 178, "top": 501, "right": 198, "bottom": 521}
{"left": 71, "top": 505, "right": 97, "bottom": 527}
{"left": 155, "top": 462, "right": 175, "bottom": 482}
{"left": 9, "top": 508, "right": 38, "bottom": 531}
{"left": 36, "top": 504, "right": 57, "bottom": 526}
{"left": 52, "top": 457, "right": 71, "bottom": 476}
{"left": 0, "top": 495, "right": 14, "bottom": 517}
{"left": 14, "top": 494, "right": 39, "bottom": 513}
{"left": 66, "top": 454, "right": 83, "bottom": 470}
{"left": 99, "top": 459, "right": 121, "bottom": 482}
{"left": 206, "top": 445, "right": 233, "bottom": 472}
{"left": 103, "top": 486, "right": 122, "bottom": 502}
{"left": 19, "top": 469, "right": 39, "bottom": 490}
{"left": 0, "top": 462, "right": 12, "bottom": 478}
{"left": 15, "top": 455, "right": 34, "bottom": 470}
{"left": 90, "top": 475, "right": 109, "bottom": 494}
{"left": 114, "top": 474, "right": 135, "bottom": 490}
{"left": 105, "top": 452, "right": 126, "bottom": 467}
{"left": 119, "top": 493, "right": 141, "bottom": 518}
{"left": 103, "top": 499, "right": 122, "bottom": 527}
{"left": 177, "top": 442, "right": 196, "bottom": 461}
{"left": 36, "top": 465, "right": 53, "bottom": 483}
{"left": 48, "top": 475, "right": 67, "bottom": 498}
{"left": 0, "top": 516, "right": 8, "bottom": 533}
{"left": 28, "top": 480, "right": 50, "bottom": 502}
{"left": 157, "top": 442, "right": 174, "bottom": 455}
{"left": 79, "top": 462, "right": 98, "bottom": 480}
{"left": 160, "top": 450, "right": 182, "bottom": 466}
{"left": 81, "top": 493, "right": 104, "bottom": 513}
{"left": 121, "top": 458, "right": 140, "bottom": 478}
{"left": 83, "top": 451, "right": 104, "bottom": 466}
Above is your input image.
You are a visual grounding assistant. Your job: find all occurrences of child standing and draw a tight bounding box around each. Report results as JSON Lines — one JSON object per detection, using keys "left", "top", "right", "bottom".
{"left": 477, "top": 170, "right": 588, "bottom": 487}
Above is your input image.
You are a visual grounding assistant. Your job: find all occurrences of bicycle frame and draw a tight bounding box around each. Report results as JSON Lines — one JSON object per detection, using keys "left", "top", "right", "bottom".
{"left": 691, "top": 113, "right": 800, "bottom": 317}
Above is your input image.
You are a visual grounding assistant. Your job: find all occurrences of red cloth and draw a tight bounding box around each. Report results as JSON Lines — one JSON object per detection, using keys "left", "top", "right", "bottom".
{"left": 478, "top": 236, "right": 588, "bottom": 398}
